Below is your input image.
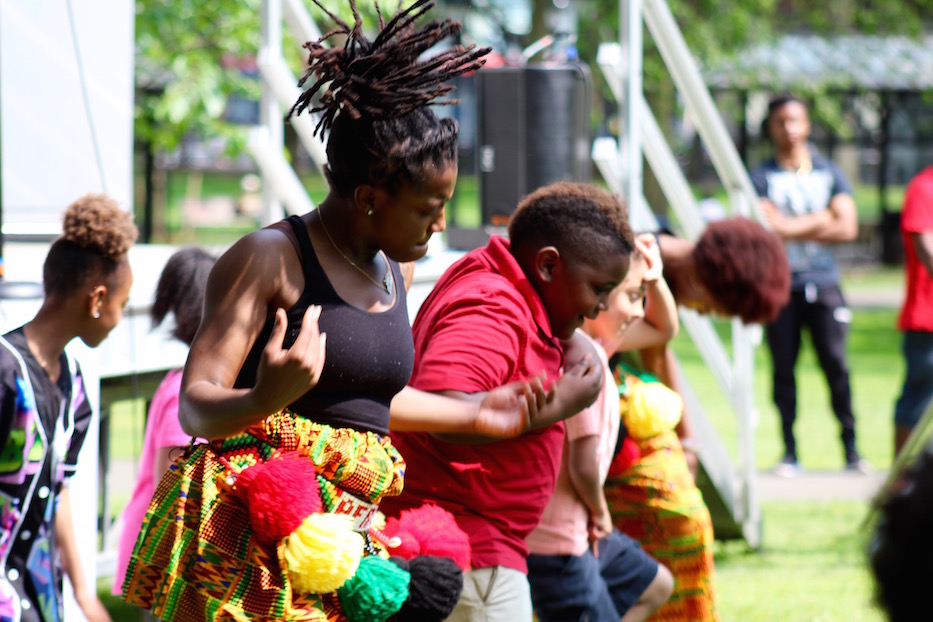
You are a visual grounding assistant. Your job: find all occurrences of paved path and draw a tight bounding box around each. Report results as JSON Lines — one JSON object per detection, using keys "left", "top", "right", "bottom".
{"left": 844, "top": 287, "right": 903, "bottom": 310}
{"left": 756, "top": 469, "right": 888, "bottom": 502}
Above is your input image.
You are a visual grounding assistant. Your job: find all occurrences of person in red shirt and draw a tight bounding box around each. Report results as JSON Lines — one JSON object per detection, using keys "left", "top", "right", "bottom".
{"left": 894, "top": 165, "right": 933, "bottom": 456}
{"left": 383, "top": 181, "right": 636, "bottom": 621}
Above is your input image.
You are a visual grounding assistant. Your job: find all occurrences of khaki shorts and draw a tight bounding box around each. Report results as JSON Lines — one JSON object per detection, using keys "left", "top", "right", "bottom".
{"left": 446, "top": 566, "right": 533, "bottom": 622}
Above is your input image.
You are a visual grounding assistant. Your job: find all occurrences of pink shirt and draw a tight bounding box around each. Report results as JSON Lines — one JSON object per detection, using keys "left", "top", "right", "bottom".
{"left": 899, "top": 166, "right": 933, "bottom": 332}
{"left": 113, "top": 368, "right": 193, "bottom": 594}
{"left": 384, "top": 235, "right": 566, "bottom": 574}
{"left": 526, "top": 333, "right": 619, "bottom": 556}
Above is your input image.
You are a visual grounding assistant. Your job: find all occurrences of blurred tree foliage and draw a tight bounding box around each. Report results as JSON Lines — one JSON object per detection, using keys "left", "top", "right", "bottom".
{"left": 134, "top": 0, "right": 406, "bottom": 154}
{"left": 571, "top": 0, "right": 933, "bottom": 133}
{"left": 136, "top": 0, "right": 933, "bottom": 154}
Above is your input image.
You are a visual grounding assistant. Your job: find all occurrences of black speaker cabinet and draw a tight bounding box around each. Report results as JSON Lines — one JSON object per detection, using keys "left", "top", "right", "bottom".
{"left": 475, "top": 64, "right": 591, "bottom": 228}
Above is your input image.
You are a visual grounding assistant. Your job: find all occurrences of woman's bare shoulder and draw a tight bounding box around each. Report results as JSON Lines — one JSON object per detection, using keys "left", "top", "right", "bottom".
{"left": 209, "top": 225, "right": 303, "bottom": 305}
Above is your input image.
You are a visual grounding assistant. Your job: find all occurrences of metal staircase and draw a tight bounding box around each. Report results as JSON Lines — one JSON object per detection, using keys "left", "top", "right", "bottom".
{"left": 593, "top": 0, "right": 765, "bottom": 546}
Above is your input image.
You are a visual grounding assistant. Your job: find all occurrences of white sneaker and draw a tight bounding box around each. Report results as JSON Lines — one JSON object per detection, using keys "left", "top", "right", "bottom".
{"left": 845, "top": 457, "right": 871, "bottom": 475}
{"left": 772, "top": 457, "right": 801, "bottom": 478}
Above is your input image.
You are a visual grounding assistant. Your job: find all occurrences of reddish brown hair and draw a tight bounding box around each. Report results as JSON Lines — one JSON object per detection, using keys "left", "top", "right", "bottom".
{"left": 692, "top": 217, "right": 790, "bottom": 323}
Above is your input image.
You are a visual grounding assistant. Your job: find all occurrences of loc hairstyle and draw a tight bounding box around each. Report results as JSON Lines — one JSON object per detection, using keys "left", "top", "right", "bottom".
{"left": 289, "top": 0, "right": 490, "bottom": 196}
{"left": 692, "top": 217, "right": 790, "bottom": 323}
{"left": 43, "top": 193, "right": 138, "bottom": 298}
{"left": 508, "top": 182, "right": 635, "bottom": 264}
{"left": 870, "top": 450, "right": 933, "bottom": 622}
{"left": 151, "top": 247, "right": 216, "bottom": 346}
{"left": 761, "top": 92, "right": 807, "bottom": 140}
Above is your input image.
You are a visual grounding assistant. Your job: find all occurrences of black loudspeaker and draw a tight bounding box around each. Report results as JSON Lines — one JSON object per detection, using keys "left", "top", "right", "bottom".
{"left": 476, "top": 65, "right": 591, "bottom": 228}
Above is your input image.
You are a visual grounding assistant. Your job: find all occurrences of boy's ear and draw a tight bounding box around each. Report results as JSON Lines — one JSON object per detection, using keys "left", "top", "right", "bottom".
{"left": 534, "top": 246, "right": 561, "bottom": 283}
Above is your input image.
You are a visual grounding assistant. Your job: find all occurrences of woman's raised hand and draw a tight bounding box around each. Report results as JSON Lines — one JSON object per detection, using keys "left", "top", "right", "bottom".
{"left": 634, "top": 233, "right": 664, "bottom": 283}
{"left": 253, "top": 305, "right": 327, "bottom": 414}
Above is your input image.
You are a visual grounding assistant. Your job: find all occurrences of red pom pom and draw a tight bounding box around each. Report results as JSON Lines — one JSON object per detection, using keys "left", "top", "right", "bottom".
{"left": 608, "top": 437, "right": 642, "bottom": 477}
{"left": 234, "top": 452, "right": 322, "bottom": 544}
{"left": 382, "top": 517, "right": 421, "bottom": 559}
{"left": 398, "top": 505, "right": 471, "bottom": 570}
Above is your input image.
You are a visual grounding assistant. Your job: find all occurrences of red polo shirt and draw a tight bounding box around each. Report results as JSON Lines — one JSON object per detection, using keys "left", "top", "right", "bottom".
{"left": 899, "top": 166, "right": 933, "bottom": 333}
{"left": 384, "top": 235, "right": 566, "bottom": 573}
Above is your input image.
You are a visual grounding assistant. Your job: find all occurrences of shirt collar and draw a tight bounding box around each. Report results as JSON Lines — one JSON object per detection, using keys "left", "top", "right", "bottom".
{"left": 481, "top": 235, "right": 557, "bottom": 342}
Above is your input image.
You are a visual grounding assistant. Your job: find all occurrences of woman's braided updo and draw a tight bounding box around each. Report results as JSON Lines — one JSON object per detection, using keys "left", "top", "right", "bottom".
{"left": 289, "top": 0, "right": 489, "bottom": 195}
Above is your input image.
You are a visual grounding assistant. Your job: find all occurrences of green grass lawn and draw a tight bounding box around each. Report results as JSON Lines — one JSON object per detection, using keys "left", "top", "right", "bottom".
{"left": 671, "top": 304, "right": 901, "bottom": 472}
{"left": 714, "top": 500, "right": 886, "bottom": 622}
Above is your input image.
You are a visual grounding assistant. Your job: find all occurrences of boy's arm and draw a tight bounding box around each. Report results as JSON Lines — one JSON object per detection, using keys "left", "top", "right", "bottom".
{"left": 567, "top": 434, "right": 613, "bottom": 549}
{"left": 408, "top": 331, "right": 604, "bottom": 444}
{"left": 423, "top": 353, "right": 602, "bottom": 444}
{"left": 912, "top": 231, "right": 933, "bottom": 278}
{"left": 388, "top": 378, "right": 549, "bottom": 440}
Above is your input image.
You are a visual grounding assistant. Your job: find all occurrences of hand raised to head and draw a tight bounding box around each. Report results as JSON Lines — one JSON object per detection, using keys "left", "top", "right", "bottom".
{"left": 634, "top": 233, "right": 663, "bottom": 283}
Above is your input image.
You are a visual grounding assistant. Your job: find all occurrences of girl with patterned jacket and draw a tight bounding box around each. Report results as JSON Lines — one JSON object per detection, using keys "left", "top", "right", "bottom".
{"left": 0, "top": 194, "right": 137, "bottom": 622}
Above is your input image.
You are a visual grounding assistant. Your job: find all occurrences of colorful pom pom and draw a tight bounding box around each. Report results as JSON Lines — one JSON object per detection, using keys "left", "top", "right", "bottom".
{"left": 608, "top": 436, "right": 642, "bottom": 476}
{"left": 397, "top": 505, "right": 471, "bottom": 570}
{"left": 285, "top": 513, "right": 363, "bottom": 594}
{"left": 624, "top": 381, "right": 683, "bottom": 440}
{"left": 394, "top": 555, "right": 463, "bottom": 621}
{"left": 234, "top": 452, "right": 323, "bottom": 544}
{"left": 382, "top": 517, "right": 421, "bottom": 559}
{"left": 337, "top": 555, "right": 410, "bottom": 622}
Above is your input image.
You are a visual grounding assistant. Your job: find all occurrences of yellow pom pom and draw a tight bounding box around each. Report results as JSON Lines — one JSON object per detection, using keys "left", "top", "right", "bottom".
{"left": 624, "top": 381, "right": 683, "bottom": 440}
{"left": 285, "top": 513, "right": 364, "bottom": 594}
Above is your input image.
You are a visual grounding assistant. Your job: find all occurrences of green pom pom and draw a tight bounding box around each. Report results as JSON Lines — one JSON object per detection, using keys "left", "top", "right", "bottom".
{"left": 338, "top": 555, "right": 410, "bottom": 622}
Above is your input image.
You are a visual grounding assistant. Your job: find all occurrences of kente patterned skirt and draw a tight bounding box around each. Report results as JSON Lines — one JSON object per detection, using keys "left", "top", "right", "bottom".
{"left": 604, "top": 429, "right": 718, "bottom": 622}
{"left": 121, "top": 410, "right": 405, "bottom": 621}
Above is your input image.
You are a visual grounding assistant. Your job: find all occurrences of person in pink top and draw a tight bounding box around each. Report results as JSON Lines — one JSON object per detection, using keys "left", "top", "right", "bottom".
{"left": 383, "top": 182, "right": 636, "bottom": 621}
{"left": 526, "top": 234, "right": 677, "bottom": 621}
{"left": 894, "top": 165, "right": 933, "bottom": 456}
{"left": 112, "top": 247, "right": 215, "bottom": 594}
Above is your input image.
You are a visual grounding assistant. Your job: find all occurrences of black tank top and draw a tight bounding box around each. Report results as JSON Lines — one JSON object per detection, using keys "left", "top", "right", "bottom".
{"left": 234, "top": 215, "right": 414, "bottom": 434}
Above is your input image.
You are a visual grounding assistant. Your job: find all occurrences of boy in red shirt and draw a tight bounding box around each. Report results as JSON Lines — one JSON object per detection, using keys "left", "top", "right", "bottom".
{"left": 383, "top": 182, "right": 636, "bottom": 620}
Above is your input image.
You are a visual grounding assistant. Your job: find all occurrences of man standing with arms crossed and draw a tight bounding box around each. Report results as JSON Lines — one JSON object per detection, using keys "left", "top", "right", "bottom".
{"left": 751, "top": 94, "right": 867, "bottom": 476}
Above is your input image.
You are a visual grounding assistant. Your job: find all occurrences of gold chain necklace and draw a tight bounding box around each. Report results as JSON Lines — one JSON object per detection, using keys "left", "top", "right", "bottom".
{"left": 779, "top": 154, "right": 812, "bottom": 178}
{"left": 317, "top": 210, "right": 392, "bottom": 294}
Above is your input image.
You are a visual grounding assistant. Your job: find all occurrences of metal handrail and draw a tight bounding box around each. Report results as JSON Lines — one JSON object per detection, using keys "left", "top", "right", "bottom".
{"left": 641, "top": 0, "right": 761, "bottom": 221}
{"left": 598, "top": 0, "right": 763, "bottom": 546}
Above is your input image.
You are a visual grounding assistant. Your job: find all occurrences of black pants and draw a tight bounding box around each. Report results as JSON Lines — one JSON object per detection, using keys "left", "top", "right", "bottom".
{"left": 766, "top": 283, "right": 857, "bottom": 461}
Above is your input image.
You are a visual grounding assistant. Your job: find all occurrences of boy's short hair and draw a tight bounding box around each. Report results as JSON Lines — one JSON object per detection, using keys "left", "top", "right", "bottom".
{"left": 692, "top": 217, "right": 790, "bottom": 323}
{"left": 508, "top": 182, "right": 635, "bottom": 263}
